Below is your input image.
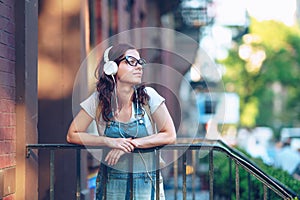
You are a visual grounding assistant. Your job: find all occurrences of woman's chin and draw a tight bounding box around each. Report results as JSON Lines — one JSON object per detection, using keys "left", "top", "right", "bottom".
{"left": 131, "top": 79, "right": 142, "bottom": 85}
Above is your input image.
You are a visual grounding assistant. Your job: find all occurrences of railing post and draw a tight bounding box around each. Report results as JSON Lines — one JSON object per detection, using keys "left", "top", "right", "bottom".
{"left": 129, "top": 153, "right": 133, "bottom": 200}
{"left": 50, "top": 150, "right": 55, "bottom": 200}
{"left": 103, "top": 165, "right": 107, "bottom": 200}
{"left": 235, "top": 161, "right": 240, "bottom": 200}
{"left": 192, "top": 150, "right": 196, "bottom": 200}
{"left": 263, "top": 185, "right": 268, "bottom": 200}
{"left": 248, "top": 173, "right": 251, "bottom": 200}
{"left": 182, "top": 152, "right": 187, "bottom": 200}
{"left": 174, "top": 150, "right": 178, "bottom": 200}
{"left": 229, "top": 158, "right": 232, "bottom": 200}
{"left": 209, "top": 151, "right": 214, "bottom": 200}
{"left": 76, "top": 149, "right": 81, "bottom": 200}
{"left": 156, "top": 149, "right": 160, "bottom": 200}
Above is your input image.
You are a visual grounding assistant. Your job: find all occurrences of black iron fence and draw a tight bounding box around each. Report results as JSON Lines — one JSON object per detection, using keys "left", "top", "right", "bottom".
{"left": 26, "top": 139, "right": 298, "bottom": 200}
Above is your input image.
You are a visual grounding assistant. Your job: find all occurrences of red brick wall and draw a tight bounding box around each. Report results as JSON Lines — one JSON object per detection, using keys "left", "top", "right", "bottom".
{"left": 0, "top": 0, "right": 16, "bottom": 199}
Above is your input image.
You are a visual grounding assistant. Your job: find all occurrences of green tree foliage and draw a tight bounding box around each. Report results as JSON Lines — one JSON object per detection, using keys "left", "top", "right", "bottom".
{"left": 213, "top": 151, "right": 300, "bottom": 199}
{"left": 219, "top": 18, "right": 300, "bottom": 133}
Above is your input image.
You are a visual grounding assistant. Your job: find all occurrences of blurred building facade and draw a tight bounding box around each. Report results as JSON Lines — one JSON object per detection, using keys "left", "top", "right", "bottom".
{"left": 1, "top": 0, "right": 38, "bottom": 200}
{"left": 0, "top": 1, "right": 17, "bottom": 199}
{"left": 2, "top": 0, "right": 300, "bottom": 200}
{"left": 0, "top": 0, "right": 204, "bottom": 199}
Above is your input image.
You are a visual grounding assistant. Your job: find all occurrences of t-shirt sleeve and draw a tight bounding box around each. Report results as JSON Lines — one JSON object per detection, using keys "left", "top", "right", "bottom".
{"left": 145, "top": 87, "right": 165, "bottom": 114}
{"left": 80, "top": 92, "right": 99, "bottom": 119}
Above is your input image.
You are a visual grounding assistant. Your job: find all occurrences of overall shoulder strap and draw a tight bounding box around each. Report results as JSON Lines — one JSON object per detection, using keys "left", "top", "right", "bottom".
{"left": 143, "top": 103, "right": 157, "bottom": 134}
{"left": 96, "top": 104, "right": 101, "bottom": 124}
{"left": 95, "top": 104, "right": 101, "bottom": 135}
{"left": 143, "top": 102, "right": 166, "bottom": 167}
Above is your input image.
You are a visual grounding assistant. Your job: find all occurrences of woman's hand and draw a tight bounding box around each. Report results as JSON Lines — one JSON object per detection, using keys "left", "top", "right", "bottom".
{"left": 105, "top": 149, "right": 126, "bottom": 166}
{"left": 130, "top": 139, "right": 141, "bottom": 148}
{"left": 66, "top": 109, "right": 135, "bottom": 151}
{"left": 129, "top": 103, "right": 176, "bottom": 148}
{"left": 105, "top": 137, "right": 135, "bottom": 153}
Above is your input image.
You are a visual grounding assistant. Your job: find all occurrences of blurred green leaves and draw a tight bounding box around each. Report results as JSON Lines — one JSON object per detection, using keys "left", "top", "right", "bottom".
{"left": 219, "top": 18, "right": 300, "bottom": 132}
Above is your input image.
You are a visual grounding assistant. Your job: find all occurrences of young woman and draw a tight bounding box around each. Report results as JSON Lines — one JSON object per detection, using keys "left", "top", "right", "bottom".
{"left": 67, "top": 43, "right": 176, "bottom": 199}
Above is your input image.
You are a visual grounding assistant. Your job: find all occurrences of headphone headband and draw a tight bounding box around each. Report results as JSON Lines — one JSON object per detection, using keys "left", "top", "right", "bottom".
{"left": 103, "top": 46, "right": 118, "bottom": 76}
{"left": 104, "top": 46, "right": 113, "bottom": 63}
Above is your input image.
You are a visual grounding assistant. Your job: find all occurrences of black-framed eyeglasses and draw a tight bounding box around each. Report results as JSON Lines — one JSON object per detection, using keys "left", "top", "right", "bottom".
{"left": 119, "top": 56, "right": 146, "bottom": 67}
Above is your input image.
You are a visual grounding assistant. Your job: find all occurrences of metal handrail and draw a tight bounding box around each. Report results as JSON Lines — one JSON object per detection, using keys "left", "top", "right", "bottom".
{"left": 26, "top": 139, "right": 298, "bottom": 199}
{"left": 214, "top": 140, "right": 298, "bottom": 199}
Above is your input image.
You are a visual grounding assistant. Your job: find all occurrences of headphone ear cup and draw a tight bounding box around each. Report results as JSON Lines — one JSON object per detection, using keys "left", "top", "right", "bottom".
{"left": 103, "top": 61, "right": 118, "bottom": 75}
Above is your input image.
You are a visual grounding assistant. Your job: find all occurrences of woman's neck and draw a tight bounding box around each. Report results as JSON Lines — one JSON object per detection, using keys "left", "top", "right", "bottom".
{"left": 116, "top": 84, "right": 134, "bottom": 108}
{"left": 113, "top": 84, "right": 134, "bottom": 122}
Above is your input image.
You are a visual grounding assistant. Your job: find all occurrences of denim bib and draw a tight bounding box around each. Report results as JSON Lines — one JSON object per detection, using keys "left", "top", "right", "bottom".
{"left": 95, "top": 104, "right": 165, "bottom": 200}
{"left": 103, "top": 104, "right": 156, "bottom": 173}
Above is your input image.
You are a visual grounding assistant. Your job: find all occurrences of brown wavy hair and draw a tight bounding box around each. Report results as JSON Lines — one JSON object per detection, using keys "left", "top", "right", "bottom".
{"left": 95, "top": 43, "right": 149, "bottom": 122}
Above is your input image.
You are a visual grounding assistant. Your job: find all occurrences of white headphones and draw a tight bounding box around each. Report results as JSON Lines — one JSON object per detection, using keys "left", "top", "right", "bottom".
{"left": 103, "top": 46, "right": 118, "bottom": 76}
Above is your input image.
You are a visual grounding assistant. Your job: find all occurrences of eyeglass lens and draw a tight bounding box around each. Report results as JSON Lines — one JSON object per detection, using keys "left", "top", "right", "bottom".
{"left": 124, "top": 56, "right": 146, "bottom": 66}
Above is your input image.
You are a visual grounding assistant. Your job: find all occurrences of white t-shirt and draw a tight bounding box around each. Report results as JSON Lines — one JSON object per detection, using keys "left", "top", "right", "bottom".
{"left": 80, "top": 87, "right": 165, "bottom": 135}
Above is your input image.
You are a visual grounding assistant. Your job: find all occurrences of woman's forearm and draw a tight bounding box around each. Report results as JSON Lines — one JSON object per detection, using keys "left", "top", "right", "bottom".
{"left": 132, "top": 131, "right": 176, "bottom": 148}
{"left": 134, "top": 102, "right": 176, "bottom": 148}
{"left": 67, "top": 130, "right": 134, "bottom": 152}
{"left": 67, "top": 131, "right": 109, "bottom": 146}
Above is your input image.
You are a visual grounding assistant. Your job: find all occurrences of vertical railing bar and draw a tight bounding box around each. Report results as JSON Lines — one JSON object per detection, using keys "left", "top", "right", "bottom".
{"left": 192, "top": 150, "right": 196, "bottom": 200}
{"left": 209, "top": 151, "right": 214, "bottom": 200}
{"left": 263, "top": 185, "right": 268, "bottom": 200}
{"left": 129, "top": 153, "right": 133, "bottom": 200}
{"left": 50, "top": 149, "right": 55, "bottom": 200}
{"left": 229, "top": 158, "right": 232, "bottom": 200}
{"left": 103, "top": 165, "right": 107, "bottom": 200}
{"left": 76, "top": 149, "right": 81, "bottom": 200}
{"left": 156, "top": 149, "right": 160, "bottom": 200}
{"left": 182, "top": 151, "right": 187, "bottom": 200}
{"left": 235, "top": 161, "right": 240, "bottom": 200}
{"left": 248, "top": 173, "right": 251, "bottom": 200}
{"left": 174, "top": 150, "right": 178, "bottom": 200}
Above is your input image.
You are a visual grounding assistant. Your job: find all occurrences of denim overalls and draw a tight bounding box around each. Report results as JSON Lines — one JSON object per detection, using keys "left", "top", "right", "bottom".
{"left": 95, "top": 104, "right": 157, "bottom": 200}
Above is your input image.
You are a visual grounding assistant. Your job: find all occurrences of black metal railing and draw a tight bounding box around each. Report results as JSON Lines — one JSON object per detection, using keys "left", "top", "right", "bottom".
{"left": 26, "top": 139, "right": 298, "bottom": 200}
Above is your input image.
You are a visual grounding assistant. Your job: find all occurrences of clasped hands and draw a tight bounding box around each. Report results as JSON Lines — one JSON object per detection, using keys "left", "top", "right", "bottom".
{"left": 105, "top": 137, "right": 139, "bottom": 166}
